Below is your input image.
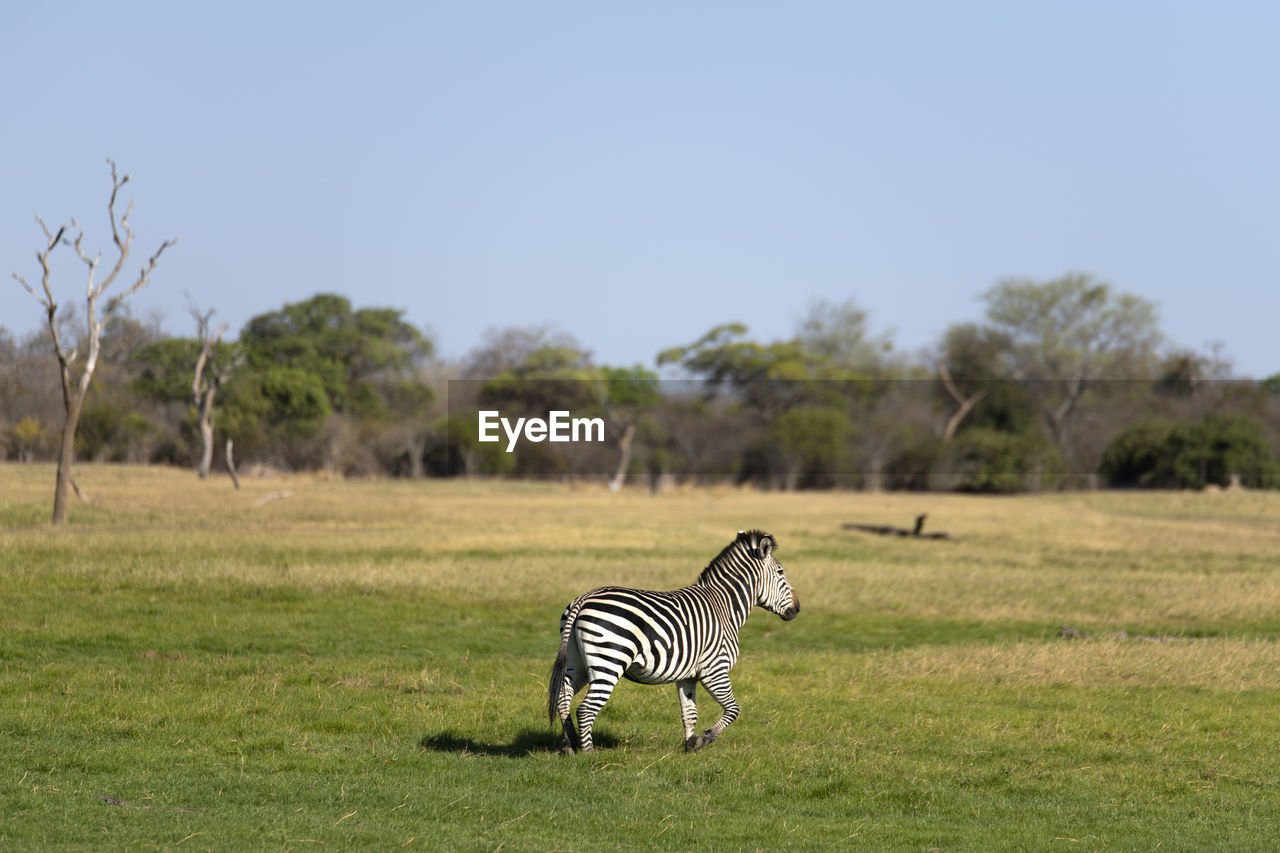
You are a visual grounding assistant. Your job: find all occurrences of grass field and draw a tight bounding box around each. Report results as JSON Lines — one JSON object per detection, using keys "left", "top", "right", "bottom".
{"left": 3, "top": 464, "right": 1280, "bottom": 850}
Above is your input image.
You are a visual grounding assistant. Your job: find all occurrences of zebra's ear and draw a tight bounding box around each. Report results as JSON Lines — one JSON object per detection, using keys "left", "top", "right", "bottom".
{"left": 758, "top": 535, "right": 773, "bottom": 560}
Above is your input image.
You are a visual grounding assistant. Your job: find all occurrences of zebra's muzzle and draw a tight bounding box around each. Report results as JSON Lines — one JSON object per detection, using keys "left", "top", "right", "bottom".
{"left": 781, "top": 592, "right": 799, "bottom": 621}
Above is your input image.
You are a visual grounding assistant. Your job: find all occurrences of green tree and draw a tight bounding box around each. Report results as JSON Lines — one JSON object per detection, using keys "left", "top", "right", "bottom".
{"left": 474, "top": 338, "right": 603, "bottom": 478}
{"left": 979, "top": 273, "right": 1163, "bottom": 463}
{"left": 768, "top": 406, "right": 852, "bottom": 490}
{"left": 477, "top": 342, "right": 600, "bottom": 429}
{"left": 658, "top": 314, "right": 893, "bottom": 487}
{"left": 133, "top": 338, "right": 206, "bottom": 402}
{"left": 657, "top": 323, "right": 859, "bottom": 418}
{"left": 796, "top": 297, "right": 893, "bottom": 373}
{"left": 226, "top": 294, "right": 433, "bottom": 471}
{"left": 218, "top": 367, "right": 332, "bottom": 467}
{"left": 241, "top": 293, "right": 432, "bottom": 419}
{"left": 935, "top": 322, "right": 1039, "bottom": 438}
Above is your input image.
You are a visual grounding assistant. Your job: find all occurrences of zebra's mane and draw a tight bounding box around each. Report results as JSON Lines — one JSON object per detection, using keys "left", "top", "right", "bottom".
{"left": 697, "top": 529, "right": 776, "bottom": 584}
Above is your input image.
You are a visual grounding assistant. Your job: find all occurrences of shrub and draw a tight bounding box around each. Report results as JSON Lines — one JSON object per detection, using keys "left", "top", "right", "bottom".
{"left": 1099, "top": 412, "right": 1280, "bottom": 489}
{"left": 943, "top": 428, "right": 1066, "bottom": 493}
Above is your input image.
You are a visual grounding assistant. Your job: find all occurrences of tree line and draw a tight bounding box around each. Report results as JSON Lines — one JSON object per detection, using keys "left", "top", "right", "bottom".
{"left": 5, "top": 281, "right": 1277, "bottom": 492}
{"left": 6, "top": 164, "right": 1280, "bottom": 520}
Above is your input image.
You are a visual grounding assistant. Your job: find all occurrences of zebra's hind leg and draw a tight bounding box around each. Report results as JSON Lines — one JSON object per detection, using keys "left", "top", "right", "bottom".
{"left": 557, "top": 654, "right": 587, "bottom": 754}
{"left": 575, "top": 677, "right": 619, "bottom": 752}
{"left": 559, "top": 715, "right": 578, "bottom": 755}
{"left": 686, "top": 673, "right": 739, "bottom": 751}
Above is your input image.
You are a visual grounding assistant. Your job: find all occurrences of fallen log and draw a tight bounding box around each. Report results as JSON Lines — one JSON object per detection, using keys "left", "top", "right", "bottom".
{"left": 842, "top": 513, "right": 951, "bottom": 540}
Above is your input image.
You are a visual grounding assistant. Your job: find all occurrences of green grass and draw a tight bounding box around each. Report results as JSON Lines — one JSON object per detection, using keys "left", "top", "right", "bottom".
{"left": 3, "top": 464, "right": 1280, "bottom": 849}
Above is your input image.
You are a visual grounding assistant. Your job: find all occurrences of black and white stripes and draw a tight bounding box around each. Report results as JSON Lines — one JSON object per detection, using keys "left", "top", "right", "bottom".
{"left": 547, "top": 530, "right": 799, "bottom": 753}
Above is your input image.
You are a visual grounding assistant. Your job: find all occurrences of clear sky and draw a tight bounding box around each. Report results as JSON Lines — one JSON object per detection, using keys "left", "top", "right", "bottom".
{"left": 3, "top": 1, "right": 1277, "bottom": 377}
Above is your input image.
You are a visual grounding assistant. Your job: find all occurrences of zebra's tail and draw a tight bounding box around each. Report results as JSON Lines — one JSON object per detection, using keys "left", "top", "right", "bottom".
{"left": 547, "top": 639, "right": 570, "bottom": 728}
{"left": 547, "top": 598, "right": 585, "bottom": 728}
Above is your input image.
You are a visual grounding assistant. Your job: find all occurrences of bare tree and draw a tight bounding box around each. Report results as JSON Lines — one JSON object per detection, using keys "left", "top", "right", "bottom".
{"left": 12, "top": 160, "right": 177, "bottom": 524}
{"left": 190, "top": 300, "right": 241, "bottom": 479}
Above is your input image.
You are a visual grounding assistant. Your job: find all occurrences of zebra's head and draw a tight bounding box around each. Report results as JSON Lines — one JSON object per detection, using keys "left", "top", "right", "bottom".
{"left": 739, "top": 530, "right": 799, "bottom": 621}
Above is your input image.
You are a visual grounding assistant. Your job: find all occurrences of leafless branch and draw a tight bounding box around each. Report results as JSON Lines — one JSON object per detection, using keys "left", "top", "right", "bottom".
{"left": 12, "top": 272, "right": 38, "bottom": 302}
{"left": 106, "top": 158, "right": 131, "bottom": 251}
{"left": 13, "top": 217, "right": 66, "bottom": 309}
{"left": 66, "top": 224, "right": 102, "bottom": 301}
{"left": 14, "top": 218, "right": 74, "bottom": 376}
{"left": 189, "top": 297, "right": 232, "bottom": 396}
{"left": 37, "top": 215, "right": 57, "bottom": 244}
{"left": 68, "top": 476, "right": 94, "bottom": 504}
{"left": 937, "top": 360, "right": 987, "bottom": 443}
{"left": 103, "top": 237, "right": 177, "bottom": 317}
{"left": 937, "top": 360, "right": 968, "bottom": 406}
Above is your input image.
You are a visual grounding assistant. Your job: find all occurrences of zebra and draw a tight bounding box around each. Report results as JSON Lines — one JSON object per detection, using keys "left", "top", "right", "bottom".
{"left": 547, "top": 529, "right": 799, "bottom": 753}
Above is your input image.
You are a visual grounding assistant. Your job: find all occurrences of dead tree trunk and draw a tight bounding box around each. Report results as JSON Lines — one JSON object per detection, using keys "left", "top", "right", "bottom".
{"left": 198, "top": 405, "right": 216, "bottom": 477}
{"left": 226, "top": 439, "right": 241, "bottom": 490}
{"left": 403, "top": 438, "right": 426, "bottom": 479}
{"left": 608, "top": 421, "right": 636, "bottom": 492}
{"left": 190, "top": 301, "right": 238, "bottom": 479}
{"left": 53, "top": 394, "right": 82, "bottom": 521}
{"left": 12, "top": 160, "right": 177, "bottom": 524}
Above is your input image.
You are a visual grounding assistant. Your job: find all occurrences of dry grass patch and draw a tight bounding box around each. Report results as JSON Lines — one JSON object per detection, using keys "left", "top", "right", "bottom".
{"left": 861, "top": 637, "right": 1280, "bottom": 692}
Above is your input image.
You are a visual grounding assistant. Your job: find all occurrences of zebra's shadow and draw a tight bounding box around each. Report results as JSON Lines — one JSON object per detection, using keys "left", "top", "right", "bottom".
{"left": 419, "top": 728, "right": 619, "bottom": 757}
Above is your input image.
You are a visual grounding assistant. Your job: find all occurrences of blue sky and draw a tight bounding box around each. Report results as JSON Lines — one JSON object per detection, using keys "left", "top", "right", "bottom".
{"left": 3, "top": 2, "right": 1277, "bottom": 377}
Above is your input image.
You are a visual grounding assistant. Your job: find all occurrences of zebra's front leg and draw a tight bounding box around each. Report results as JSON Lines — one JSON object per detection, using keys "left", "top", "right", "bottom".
{"left": 675, "top": 679, "right": 699, "bottom": 751}
{"left": 686, "top": 672, "right": 739, "bottom": 751}
{"left": 575, "top": 676, "right": 619, "bottom": 752}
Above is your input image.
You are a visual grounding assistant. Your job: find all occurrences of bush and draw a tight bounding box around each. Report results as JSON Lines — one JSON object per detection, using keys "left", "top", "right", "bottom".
{"left": 76, "top": 401, "right": 158, "bottom": 463}
{"left": 942, "top": 428, "right": 1066, "bottom": 493}
{"left": 1096, "top": 418, "right": 1176, "bottom": 488}
{"left": 9, "top": 417, "right": 49, "bottom": 462}
{"left": 1099, "top": 413, "right": 1280, "bottom": 489}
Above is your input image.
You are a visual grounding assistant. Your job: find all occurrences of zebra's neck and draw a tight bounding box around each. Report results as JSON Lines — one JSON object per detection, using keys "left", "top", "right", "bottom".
{"left": 695, "top": 546, "right": 760, "bottom": 624}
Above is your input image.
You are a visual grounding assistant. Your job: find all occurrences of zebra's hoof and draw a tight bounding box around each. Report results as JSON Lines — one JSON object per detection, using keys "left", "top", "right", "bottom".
{"left": 559, "top": 745, "right": 575, "bottom": 756}
{"left": 683, "top": 734, "right": 711, "bottom": 752}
